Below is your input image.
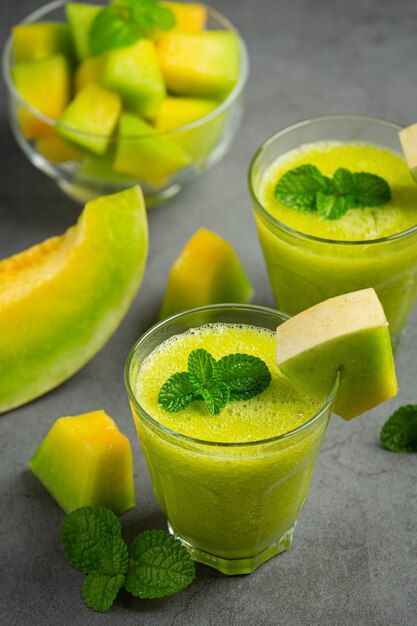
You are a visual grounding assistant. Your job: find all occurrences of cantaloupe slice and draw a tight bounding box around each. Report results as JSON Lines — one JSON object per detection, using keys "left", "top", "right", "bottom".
{"left": 159, "top": 228, "right": 253, "bottom": 319}
{"left": 399, "top": 123, "right": 417, "bottom": 183}
{"left": 157, "top": 31, "right": 240, "bottom": 98}
{"left": 12, "top": 22, "right": 74, "bottom": 62}
{"left": 56, "top": 83, "right": 121, "bottom": 155}
{"left": 100, "top": 39, "right": 166, "bottom": 119}
{"left": 29, "top": 410, "right": 135, "bottom": 514}
{"left": 114, "top": 112, "right": 191, "bottom": 187}
{"left": 66, "top": 2, "right": 101, "bottom": 59}
{"left": 12, "top": 54, "right": 71, "bottom": 139}
{"left": 0, "top": 186, "right": 148, "bottom": 414}
{"left": 276, "top": 289, "right": 398, "bottom": 420}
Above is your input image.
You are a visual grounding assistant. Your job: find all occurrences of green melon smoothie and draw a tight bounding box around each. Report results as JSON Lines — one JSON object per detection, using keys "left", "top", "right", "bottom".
{"left": 249, "top": 116, "right": 417, "bottom": 345}
{"left": 125, "top": 305, "right": 336, "bottom": 575}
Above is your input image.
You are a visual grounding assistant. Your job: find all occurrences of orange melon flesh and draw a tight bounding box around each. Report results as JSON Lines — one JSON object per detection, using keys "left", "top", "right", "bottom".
{"left": 276, "top": 289, "right": 398, "bottom": 420}
{"left": 36, "top": 133, "right": 82, "bottom": 163}
{"left": 0, "top": 186, "right": 148, "bottom": 414}
{"left": 56, "top": 83, "right": 122, "bottom": 155}
{"left": 12, "top": 22, "right": 74, "bottom": 62}
{"left": 157, "top": 31, "right": 240, "bottom": 98}
{"left": 29, "top": 411, "right": 135, "bottom": 514}
{"left": 159, "top": 228, "right": 254, "bottom": 319}
{"left": 12, "top": 54, "right": 70, "bottom": 139}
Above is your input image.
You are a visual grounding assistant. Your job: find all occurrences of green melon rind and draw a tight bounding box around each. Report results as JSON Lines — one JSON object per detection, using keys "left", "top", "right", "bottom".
{"left": 277, "top": 326, "right": 397, "bottom": 420}
{"left": 0, "top": 186, "right": 148, "bottom": 414}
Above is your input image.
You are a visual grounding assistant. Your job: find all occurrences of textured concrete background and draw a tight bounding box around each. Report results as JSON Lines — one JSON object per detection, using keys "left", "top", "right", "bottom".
{"left": 1, "top": 1, "right": 417, "bottom": 624}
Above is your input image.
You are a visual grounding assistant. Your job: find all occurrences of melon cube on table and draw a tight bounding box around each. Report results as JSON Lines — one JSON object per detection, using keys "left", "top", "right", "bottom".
{"left": 114, "top": 112, "right": 191, "bottom": 187}
{"left": 12, "top": 54, "right": 71, "bottom": 139}
{"left": 57, "top": 83, "right": 121, "bottom": 155}
{"left": 159, "top": 228, "right": 254, "bottom": 319}
{"left": 157, "top": 31, "right": 240, "bottom": 98}
{"left": 66, "top": 2, "right": 101, "bottom": 59}
{"left": 12, "top": 22, "right": 74, "bottom": 62}
{"left": 101, "top": 39, "right": 166, "bottom": 119}
{"left": 29, "top": 410, "right": 135, "bottom": 515}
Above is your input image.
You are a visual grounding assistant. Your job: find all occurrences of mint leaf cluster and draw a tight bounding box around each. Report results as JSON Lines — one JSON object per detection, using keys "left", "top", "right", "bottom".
{"left": 90, "top": 0, "right": 176, "bottom": 56}
{"left": 158, "top": 348, "right": 272, "bottom": 415}
{"left": 380, "top": 405, "right": 417, "bottom": 452}
{"left": 62, "top": 507, "right": 195, "bottom": 612}
{"left": 274, "top": 164, "right": 391, "bottom": 220}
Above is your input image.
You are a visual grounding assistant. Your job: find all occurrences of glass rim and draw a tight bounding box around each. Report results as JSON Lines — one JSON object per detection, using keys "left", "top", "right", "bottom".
{"left": 2, "top": 0, "right": 249, "bottom": 140}
{"left": 124, "top": 303, "right": 339, "bottom": 448}
{"left": 248, "top": 113, "right": 417, "bottom": 246}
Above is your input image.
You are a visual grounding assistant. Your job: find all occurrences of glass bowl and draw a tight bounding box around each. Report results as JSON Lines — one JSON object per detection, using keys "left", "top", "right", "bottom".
{"left": 3, "top": 0, "right": 249, "bottom": 206}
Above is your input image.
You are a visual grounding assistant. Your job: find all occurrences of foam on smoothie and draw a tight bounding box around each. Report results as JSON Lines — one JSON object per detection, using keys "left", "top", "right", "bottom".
{"left": 134, "top": 323, "right": 325, "bottom": 443}
{"left": 260, "top": 141, "right": 417, "bottom": 241}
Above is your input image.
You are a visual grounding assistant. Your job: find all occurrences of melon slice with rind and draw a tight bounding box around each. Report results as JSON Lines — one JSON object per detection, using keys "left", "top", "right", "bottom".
{"left": 29, "top": 410, "right": 135, "bottom": 515}
{"left": 276, "top": 289, "right": 398, "bottom": 420}
{"left": 0, "top": 186, "right": 148, "bottom": 414}
{"left": 399, "top": 123, "right": 417, "bottom": 183}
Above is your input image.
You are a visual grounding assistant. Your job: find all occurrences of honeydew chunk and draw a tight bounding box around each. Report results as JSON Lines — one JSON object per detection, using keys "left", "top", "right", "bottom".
{"left": 29, "top": 411, "right": 135, "bottom": 515}
{"left": 276, "top": 289, "right": 398, "bottom": 421}
{"left": 159, "top": 228, "right": 254, "bottom": 319}
{"left": 154, "top": 96, "right": 224, "bottom": 163}
{"left": 12, "top": 22, "right": 74, "bottom": 62}
{"left": 157, "top": 31, "right": 240, "bottom": 98}
{"left": 110, "top": 0, "right": 207, "bottom": 35}
{"left": 101, "top": 39, "right": 166, "bottom": 119}
{"left": 12, "top": 54, "right": 71, "bottom": 139}
{"left": 399, "top": 123, "right": 417, "bottom": 183}
{"left": 66, "top": 2, "right": 101, "bottom": 59}
{"left": 74, "top": 55, "right": 105, "bottom": 92}
{"left": 114, "top": 112, "right": 191, "bottom": 187}
{"left": 36, "top": 133, "right": 82, "bottom": 163}
{"left": 57, "top": 83, "right": 121, "bottom": 155}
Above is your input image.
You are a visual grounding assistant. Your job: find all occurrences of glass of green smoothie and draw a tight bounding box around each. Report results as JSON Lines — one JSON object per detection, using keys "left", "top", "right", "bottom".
{"left": 249, "top": 115, "right": 417, "bottom": 347}
{"left": 125, "top": 304, "right": 338, "bottom": 575}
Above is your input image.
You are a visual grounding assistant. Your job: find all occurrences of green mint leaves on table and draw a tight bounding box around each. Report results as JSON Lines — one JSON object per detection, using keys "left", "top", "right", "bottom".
{"left": 158, "top": 348, "right": 272, "bottom": 415}
{"left": 90, "top": 0, "right": 176, "bottom": 56}
{"left": 62, "top": 506, "right": 195, "bottom": 613}
{"left": 274, "top": 164, "right": 391, "bottom": 220}
{"left": 380, "top": 405, "right": 417, "bottom": 452}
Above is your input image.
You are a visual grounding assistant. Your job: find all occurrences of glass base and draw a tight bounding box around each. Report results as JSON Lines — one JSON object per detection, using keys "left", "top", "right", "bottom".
{"left": 168, "top": 522, "right": 295, "bottom": 575}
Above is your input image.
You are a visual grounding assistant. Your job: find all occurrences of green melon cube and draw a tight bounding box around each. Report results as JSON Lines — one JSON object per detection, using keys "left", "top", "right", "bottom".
{"left": 159, "top": 228, "right": 254, "bottom": 319}
{"left": 29, "top": 410, "right": 135, "bottom": 515}
{"left": 57, "top": 83, "right": 121, "bottom": 155}
{"left": 66, "top": 2, "right": 101, "bottom": 59}
{"left": 12, "top": 22, "right": 75, "bottom": 62}
{"left": 101, "top": 39, "right": 166, "bottom": 119}
{"left": 114, "top": 112, "right": 191, "bottom": 187}
{"left": 157, "top": 31, "right": 240, "bottom": 98}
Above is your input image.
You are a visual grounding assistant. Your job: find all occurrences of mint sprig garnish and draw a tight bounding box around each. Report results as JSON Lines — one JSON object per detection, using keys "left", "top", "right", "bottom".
{"left": 90, "top": 0, "right": 176, "bottom": 56}
{"left": 124, "top": 530, "right": 195, "bottom": 599}
{"left": 62, "top": 506, "right": 195, "bottom": 612}
{"left": 275, "top": 164, "right": 391, "bottom": 220}
{"left": 380, "top": 405, "right": 417, "bottom": 452}
{"left": 158, "top": 349, "right": 272, "bottom": 415}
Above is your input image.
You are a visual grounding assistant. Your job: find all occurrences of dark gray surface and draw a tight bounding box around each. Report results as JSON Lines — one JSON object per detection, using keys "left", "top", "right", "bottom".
{"left": 1, "top": 1, "right": 417, "bottom": 624}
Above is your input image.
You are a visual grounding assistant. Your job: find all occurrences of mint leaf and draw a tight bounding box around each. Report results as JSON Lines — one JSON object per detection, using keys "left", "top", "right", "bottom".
{"left": 380, "top": 405, "right": 417, "bottom": 452}
{"left": 129, "top": 0, "right": 176, "bottom": 35}
{"left": 275, "top": 164, "right": 391, "bottom": 219}
{"left": 124, "top": 530, "right": 195, "bottom": 599}
{"left": 188, "top": 348, "right": 217, "bottom": 390}
{"left": 158, "top": 372, "right": 195, "bottom": 412}
{"left": 274, "top": 164, "right": 330, "bottom": 211}
{"left": 62, "top": 506, "right": 129, "bottom": 576}
{"left": 200, "top": 382, "right": 230, "bottom": 415}
{"left": 89, "top": 7, "right": 139, "bottom": 56}
{"left": 216, "top": 353, "right": 272, "bottom": 400}
{"left": 82, "top": 573, "right": 126, "bottom": 613}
